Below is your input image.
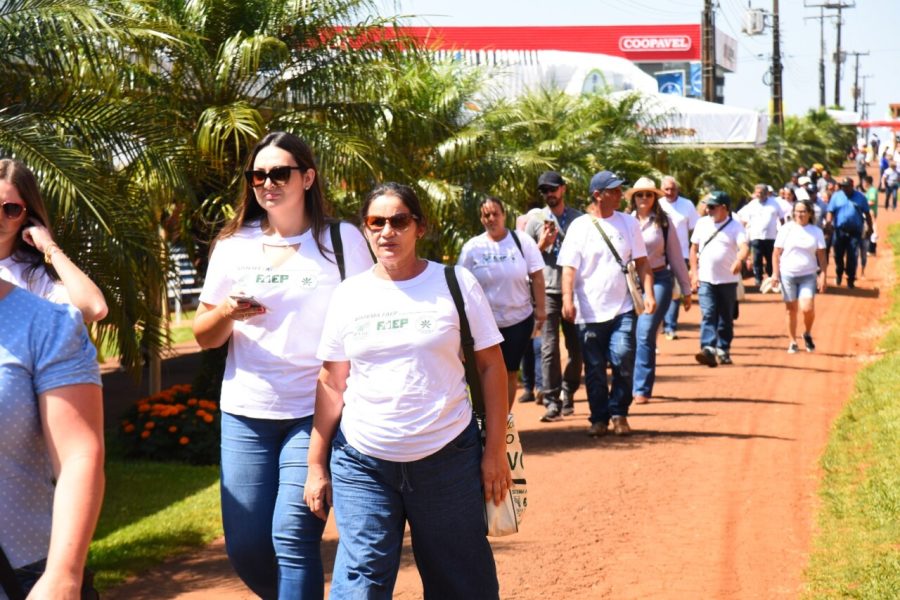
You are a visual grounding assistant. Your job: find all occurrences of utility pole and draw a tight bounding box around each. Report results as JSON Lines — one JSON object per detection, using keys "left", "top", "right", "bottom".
{"left": 805, "top": 2, "right": 855, "bottom": 107}
{"left": 847, "top": 51, "right": 869, "bottom": 112}
{"left": 772, "top": 0, "right": 783, "bottom": 129}
{"left": 702, "top": 0, "right": 716, "bottom": 102}
{"left": 803, "top": 6, "right": 832, "bottom": 108}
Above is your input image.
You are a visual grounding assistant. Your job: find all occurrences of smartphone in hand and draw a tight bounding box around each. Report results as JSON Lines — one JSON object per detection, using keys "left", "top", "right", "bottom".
{"left": 230, "top": 295, "right": 267, "bottom": 311}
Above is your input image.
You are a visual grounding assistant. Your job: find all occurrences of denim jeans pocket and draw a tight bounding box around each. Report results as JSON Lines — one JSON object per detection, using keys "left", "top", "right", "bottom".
{"left": 446, "top": 418, "right": 481, "bottom": 454}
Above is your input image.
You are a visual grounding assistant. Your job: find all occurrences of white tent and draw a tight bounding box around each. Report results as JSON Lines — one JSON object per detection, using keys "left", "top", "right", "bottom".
{"left": 609, "top": 91, "right": 769, "bottom": 148}
{"left": 462, "top": 50, "right": 659, "bottom": 105}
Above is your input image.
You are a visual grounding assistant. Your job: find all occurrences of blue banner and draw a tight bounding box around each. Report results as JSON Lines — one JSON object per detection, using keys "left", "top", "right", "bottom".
{"left": 656, "top": 70, "right": 685, "bottom": 96}
{"left": 689, "top": 62, "right": 702, "bottom": 97}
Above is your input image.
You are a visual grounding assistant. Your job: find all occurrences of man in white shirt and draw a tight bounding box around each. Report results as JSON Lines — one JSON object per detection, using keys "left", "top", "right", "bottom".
{"left": 658, "top": 176, "right": 699, "bottom": 340}
{"left": 559, "top": 171, "right": 655, "bottom": 437}
{"left": 690, "top": 192, "right": 750, "bottom": 366}
{"left": 737, "top": 183, "right": 782, "bottom": 289}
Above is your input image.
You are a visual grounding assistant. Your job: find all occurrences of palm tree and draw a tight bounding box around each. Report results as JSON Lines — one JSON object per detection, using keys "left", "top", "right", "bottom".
{"left": 0, "top": 0, "right": 187, "bottom": 371}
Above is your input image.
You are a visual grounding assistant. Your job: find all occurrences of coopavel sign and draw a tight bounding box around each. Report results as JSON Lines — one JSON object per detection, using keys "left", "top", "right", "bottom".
{"left": 619, "top": 35, "right": 692, "bottom": 52}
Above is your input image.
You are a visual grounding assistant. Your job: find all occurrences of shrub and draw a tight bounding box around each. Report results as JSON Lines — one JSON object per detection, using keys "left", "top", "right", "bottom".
{"left": 119, "top": 384, "right": 219, "bottom": 464}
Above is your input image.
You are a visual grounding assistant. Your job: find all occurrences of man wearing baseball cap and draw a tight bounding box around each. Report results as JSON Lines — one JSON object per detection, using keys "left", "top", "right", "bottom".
{"left": 690, "top": 191, "right": 750, "bottom": 366}
{"left": 825, "top": 176, "right": 873, "bottom": 288}
{"left": 557, "top": 170, "right": 655, "bottom": 436}
{"left": 525, "top": 171, "right": 583, "bottom": 421}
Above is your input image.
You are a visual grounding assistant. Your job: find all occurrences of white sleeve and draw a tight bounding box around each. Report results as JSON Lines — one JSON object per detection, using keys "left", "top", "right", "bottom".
{"left": 339, "top": 222, "right": 375, "bottom": 277}
{"left": 316, "top": 282, "right": 351, "bottom": 361}
{"left": 456, "top": 266, "right": 503, "bottom": 351}
{"left": 814, "top": 227, "right": 826, "bottom": 249}
{"left": 684, "top": 201, "right": 700, "bottom": 230}
{"left": 519, "top": 233, "right": 545, "bottom": 274}
{"left": 556, "top": 220, "right": 582, "bottom": 268}
{"left": 457, "top": 239, "right": 474, "bottom": 269}
{"left": 628, "top": 215, "right": 647, "bottom": 260}
{"left": 774, "top": 223, "right": 789, "bottom": 249}
{"left": 198, "top": 239, "right": 235, "bottom": 305}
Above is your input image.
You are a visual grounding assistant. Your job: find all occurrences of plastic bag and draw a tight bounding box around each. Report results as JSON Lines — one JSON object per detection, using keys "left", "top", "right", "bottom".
{"left": 484, "top": 414, "right": 527, "bottom": 537}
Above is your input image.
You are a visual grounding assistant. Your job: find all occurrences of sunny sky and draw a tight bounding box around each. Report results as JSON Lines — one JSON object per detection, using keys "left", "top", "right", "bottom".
{"left": 376, "top": 0, "right": 898, "bottom": 123}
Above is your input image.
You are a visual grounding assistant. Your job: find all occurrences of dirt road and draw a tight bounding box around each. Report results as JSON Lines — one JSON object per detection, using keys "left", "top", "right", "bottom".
{"left": 109, "top": 177, "right": 895, "bottom": 599}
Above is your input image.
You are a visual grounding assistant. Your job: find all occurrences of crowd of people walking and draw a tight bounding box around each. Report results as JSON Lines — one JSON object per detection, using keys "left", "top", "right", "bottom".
{"left": 1, "top": 128, "right": 888, "bottom": 599}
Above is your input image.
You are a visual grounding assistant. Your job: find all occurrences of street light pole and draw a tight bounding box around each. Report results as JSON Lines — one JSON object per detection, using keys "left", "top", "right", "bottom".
{"left": 772, "top": 0, "right": 783, "bottom": 129}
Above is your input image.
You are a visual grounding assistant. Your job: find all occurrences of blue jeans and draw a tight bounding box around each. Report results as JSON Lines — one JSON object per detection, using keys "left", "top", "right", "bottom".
{"left": 663, "top": 259, "right": 689, "bottom": 334}
{"left": 541, "top": 293, "right": 582, "bottom": 405}
{"left": 832, "top": 229, "right": 861, "bottom": 283}
{"left": 220, "top": 412, "right": 326, "bottom": 600}
{"left": 520, "top": 336, "right": 543, "bottom": 392}
{"left": 578, "top": 311, "right": 636, "bottom": 425}
{"left": 329, "top": 418, "right": 499, "bottom": 599}
{"left": 634, "top": 269, "right": 674, "bottom": 397}
{"left": 750, "top": 239, "right": 775, "bottom": 285}
{"left": 698, "top": 282, "right": 738, "bottom": 352}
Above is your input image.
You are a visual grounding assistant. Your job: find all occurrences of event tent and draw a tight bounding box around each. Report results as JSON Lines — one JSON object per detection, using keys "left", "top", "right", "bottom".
{"left": 608, "top": 91, "right": 769, "bottom": 148}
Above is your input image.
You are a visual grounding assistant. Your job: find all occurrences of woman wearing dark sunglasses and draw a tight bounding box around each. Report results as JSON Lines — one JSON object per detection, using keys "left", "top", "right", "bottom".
{"left": 305, "top": 182, "right": 510, "bottom": 598}
{"left": 626, "top": 177, "right": 692, "bottom": 405}
{"left": 0, "top": 159, "right": 107, "bottom": 322}
{"left": 457, "top": 196, "right": 546, "bottom": 409}
{"left": 192, "top": 132, "right": 372, "bottom": 599}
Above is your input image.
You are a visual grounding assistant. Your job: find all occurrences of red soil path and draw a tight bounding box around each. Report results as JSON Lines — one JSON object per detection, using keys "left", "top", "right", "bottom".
{"left": 108, "top": 167, "right": 895, "bottom": 599}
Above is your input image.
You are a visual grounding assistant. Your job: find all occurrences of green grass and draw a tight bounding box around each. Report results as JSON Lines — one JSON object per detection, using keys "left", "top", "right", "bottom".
{"left": 88, "top": 459, "right": 222, "bottom": 590}
{"left": 97, "top": 310, "right": 196, "bottom": 361}
{"left": 803, "top": 224, "right": 900, "bottom": 598}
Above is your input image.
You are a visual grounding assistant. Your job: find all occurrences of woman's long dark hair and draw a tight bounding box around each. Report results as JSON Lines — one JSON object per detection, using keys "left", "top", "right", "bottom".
{"left": 217, "top": 132, "right": 332, "bottom": 261}
{"left": 0, "top": 158, "right": 59, "bottom": 281}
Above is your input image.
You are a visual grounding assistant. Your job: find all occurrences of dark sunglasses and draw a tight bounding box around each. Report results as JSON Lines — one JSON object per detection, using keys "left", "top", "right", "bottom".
{"left": 537, "top": 186, "right": 559, "bottom": 194}
{"left": 1, "top": 202, "right": 26, "bottom": 219}
{"left": 633, "top": 192, "right": 655, "bottom": 199}
{"left": 364, "top": 213, "right": 419, "bottom": 232}
{"left": 244, "top": 166, "right": 303, "bottom": 188}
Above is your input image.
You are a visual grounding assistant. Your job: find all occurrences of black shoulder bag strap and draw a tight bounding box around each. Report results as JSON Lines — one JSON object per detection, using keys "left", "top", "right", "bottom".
{"left": 509, "top": 230, "right": 525, "bottom": 258}
{"left": 0, "top": 544, "right": 26, "bottom": 600}
{"left": 444, "top": 266, "right": 485, "bottom": 418}
{"left": 329, "top": 221, "right": 346, "bottom": 281}
{"left": 699, "top": 216, "right": 733, "bottom": 254}
{"left": 590, "top": 217, "right": 628, "bottom": 274}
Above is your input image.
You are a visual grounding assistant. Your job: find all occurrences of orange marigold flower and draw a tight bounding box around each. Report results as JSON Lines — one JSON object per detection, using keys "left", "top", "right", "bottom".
{"left": 195, "top": 409, "right": 207, "bottom": 418}
{"left": 124, "top": 424, "right": 136, "bottom": 433}
{"left": 141, "top": 430, "right": 151, "bottom": 439}
{"left": 144, "top": 421, "right": 155, "bottom": 430}
{"left": 137, "top": 403, "right": 150, "bottom": 413}
{"left": 187, "top": 398, "right": 198, "bottom": 406}
{"left": 202, "top": 414, "right": 214, "bottom": 424}
{"left": 179, "top": 436, "right": 190, "bottom": 445}
{"left": 168, "top": 425, "right": 178, "bottom": 433}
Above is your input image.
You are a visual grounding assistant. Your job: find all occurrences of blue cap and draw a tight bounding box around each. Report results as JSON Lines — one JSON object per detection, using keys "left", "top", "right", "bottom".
{"left": 589, "top": 170, "right": 624, "bottom": 195}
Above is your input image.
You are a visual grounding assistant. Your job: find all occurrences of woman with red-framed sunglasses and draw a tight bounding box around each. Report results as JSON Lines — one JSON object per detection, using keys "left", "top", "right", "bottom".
{"left": 0, "top": 159, "right": 107, "bottom": 323}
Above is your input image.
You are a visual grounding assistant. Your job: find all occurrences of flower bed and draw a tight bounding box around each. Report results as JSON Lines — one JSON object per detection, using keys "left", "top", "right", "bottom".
{"left": 119, "top": 384, "right": 219, "bottom": 464}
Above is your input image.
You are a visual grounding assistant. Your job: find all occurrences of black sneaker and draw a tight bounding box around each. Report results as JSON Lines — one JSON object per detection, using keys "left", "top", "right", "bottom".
{"left": 561, "top": 392, "right": 575, "bottom": 416}
{"left": 694, "top": 347, "right": 718, "bottom": 368}
{"left": 540, "top": 403, "right": 562, "bottom": 422}
{"left": 517, "top": 390, "right": 536, "bottom": 403}
{"left": 717, "top": 351, "right": 733, "bottom": 365}
{"left": 803, "top": 333, "right": 816, "bottom": 352}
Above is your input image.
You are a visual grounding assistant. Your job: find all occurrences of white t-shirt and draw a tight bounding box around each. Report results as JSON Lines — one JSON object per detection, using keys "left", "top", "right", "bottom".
{"left": 0, "top": 254, "right": 70, "bottom": 304}
{"left": 659, "top": 195, "right": 699, "bottom": 257}
{"left": 457, "top": 230, "right": 544, "bottom": 327}
{"left": 775, "top": 197, "right": 793, "bottom": 221}
{"left": 774, "top": 221, "right": 826, "bottom": 277}
{"left": 557, "top": 212, "right": 647, "bottom": 324}
{"left": 691, "top": 216, "right": 748, "bottom": 284}
{"left": 199, "top": 222, "right": 373, "bottom": 419}
{"left": 317, "top": 262, "right": 502, "bottom": 462}
{"left": 737, "top": 199, "right": 781, "bottom": 240}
